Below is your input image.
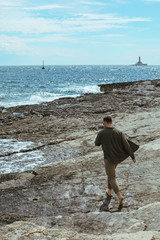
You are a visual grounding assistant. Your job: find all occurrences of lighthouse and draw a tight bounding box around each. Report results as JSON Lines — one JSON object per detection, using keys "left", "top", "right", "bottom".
{"left": 134, "top": 57, "right": 147, "bottom": 66}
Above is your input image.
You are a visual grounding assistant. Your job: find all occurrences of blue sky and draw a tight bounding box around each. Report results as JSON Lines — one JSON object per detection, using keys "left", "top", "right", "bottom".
{"left": 0, "top": 0, "right": 160, "bottom": 65}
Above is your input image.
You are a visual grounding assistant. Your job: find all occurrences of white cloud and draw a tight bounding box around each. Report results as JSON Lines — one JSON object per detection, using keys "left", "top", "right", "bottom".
{"left": 0, "top": 0, "right": 153, "bottom": 61}
{"left": 25, "top": 4, "right": 69, "bottom": 10}
{"left": 115, "top": 0, "right": 128, "bottom": 3}
{"left": 78, "top": 13, "right": 151, "bottom": 23}
{"left": 0, "top": 0, "right": 151, "bottom": 35}
{"left": 0, "top": 35, "right": 31, "bottom": 54}
{"left": 92, "top": 40, "right": 135, "bottom": 47}
{"left": 0, "top": 0, "right": 18, "bottom": 6}
{"left": 145, "top": 0, "right": 160, "bottom": 1}
{"left": 80, "top": 1, "right": 107, "bottom": 5}
{"left": 61, "top": 13, "right": 151, "bottom": 33}
{"left": 0, "top": 0, "right": 25, "bottom": 7}
{"left": 0, "top": 33, "right": 76, "bottom": 54}
{"left": 80, "top": 0, "right": 127, "bottom": 4}
{"left": 0, "top": 34, "right": 83, "bottom": 58}
{"left": 93, "top": 41, "right": 135, "bottom": 47}
{"left": 0, "top": 1, "right": 13, "bottom": 6}
{"left": 103, "top": 34, "right": 123, "bottom": 37}
{"left": 37, "top": 34, "right": 76, "bottom": 43}
{"left": 0, "top": 12, "right": 151, "bottom": 35}
{"left": 0, "top": 17, "right": 62, "bottom": 34}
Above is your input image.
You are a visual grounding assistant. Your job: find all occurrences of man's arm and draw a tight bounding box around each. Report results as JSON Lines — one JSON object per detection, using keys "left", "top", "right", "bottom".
{"left": 95, "top": 131, "right": 102, "bottom": 146}
{"left": 121, "top": 133, "right": 136, "bottom": 161}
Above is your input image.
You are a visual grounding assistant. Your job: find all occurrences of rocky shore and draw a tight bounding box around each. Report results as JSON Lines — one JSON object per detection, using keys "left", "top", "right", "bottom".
{"left": 0, "top": 79, "right": 160, "bottom": 239}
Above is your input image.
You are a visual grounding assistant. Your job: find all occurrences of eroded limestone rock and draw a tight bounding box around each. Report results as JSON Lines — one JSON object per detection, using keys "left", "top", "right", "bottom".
{"left": 0, "top": 79, "right": 160, "bottom": 239}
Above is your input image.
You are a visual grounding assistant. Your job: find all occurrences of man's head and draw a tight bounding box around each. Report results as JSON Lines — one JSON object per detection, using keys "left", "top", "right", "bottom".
{"left": 103, "top": 115, "right": 112, "bottom": 127}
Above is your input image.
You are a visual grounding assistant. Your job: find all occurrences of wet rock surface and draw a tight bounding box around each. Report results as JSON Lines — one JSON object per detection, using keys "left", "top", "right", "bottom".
{"left": 0, "top": 79, "right": 160, "bottom": 239}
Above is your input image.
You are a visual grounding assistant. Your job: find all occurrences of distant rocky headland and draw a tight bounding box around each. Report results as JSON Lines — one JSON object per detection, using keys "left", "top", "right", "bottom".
{"left": 0, "top": 79, "right": 160, "bottom": 239}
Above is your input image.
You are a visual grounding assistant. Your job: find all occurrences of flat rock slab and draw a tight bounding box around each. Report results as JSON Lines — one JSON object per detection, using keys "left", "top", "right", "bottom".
{"left": 0, "top": 79, "right": 160, "bottom": 239}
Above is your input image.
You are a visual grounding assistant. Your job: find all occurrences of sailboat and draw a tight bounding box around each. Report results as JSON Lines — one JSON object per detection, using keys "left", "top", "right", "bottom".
{"left": 42, "top": 60, "right": 45, "bottom": 69}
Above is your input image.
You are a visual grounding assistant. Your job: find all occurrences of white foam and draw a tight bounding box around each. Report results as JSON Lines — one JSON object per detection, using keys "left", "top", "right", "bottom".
{"left": 29, "top": 93, "right": 65, "bottom": 104}
{"left": 1, "top": 93, "right": 66, "bottom": 108}
{"left": 0, "top": 139, "right": 45, "bottom": 174}
{"left": 29, "top": 95, "right": 45, "bottom": 103}
{"left": 0, "top": 139, "right": 35, "bottom": 155}
{"left": 1, "top": 84, "right": 101, "bottom": 108}
{"left": 82, "top": 85, "right": 100, "bottom": 93}
{"left": 60, "top": 85, "right": 100, "bottom": 94}
{"left": 0, "top": 84, "right": 101, "bottom": 108}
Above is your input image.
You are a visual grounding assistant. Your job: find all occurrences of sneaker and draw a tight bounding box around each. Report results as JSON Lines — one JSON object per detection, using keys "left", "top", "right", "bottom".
{"left": 99, "top": 193, "right": 112, "bottom": 212}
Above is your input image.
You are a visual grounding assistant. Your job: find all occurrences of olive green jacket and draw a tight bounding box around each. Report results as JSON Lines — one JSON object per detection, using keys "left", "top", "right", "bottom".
{"left": 95, "top": 127, "right": 136, "bottom": 164}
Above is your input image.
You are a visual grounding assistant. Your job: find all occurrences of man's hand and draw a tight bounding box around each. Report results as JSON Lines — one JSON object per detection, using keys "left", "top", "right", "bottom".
{"left": 132, "top": 158, "right": 136, "bottom": 163}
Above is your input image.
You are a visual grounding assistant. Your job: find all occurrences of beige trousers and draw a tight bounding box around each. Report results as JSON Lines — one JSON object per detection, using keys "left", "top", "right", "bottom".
{"left": 104, "top": 159, "right": 120, "bottom": 193}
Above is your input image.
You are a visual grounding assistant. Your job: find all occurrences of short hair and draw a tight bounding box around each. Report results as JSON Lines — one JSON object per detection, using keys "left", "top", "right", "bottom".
{"left": 103, "top": 116, "right": 112, "bottom": 123}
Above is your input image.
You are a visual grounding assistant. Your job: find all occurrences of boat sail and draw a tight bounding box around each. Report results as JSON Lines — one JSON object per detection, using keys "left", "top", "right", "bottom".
{"left": 42, "top": 60, "right": 45, "bottom": 69}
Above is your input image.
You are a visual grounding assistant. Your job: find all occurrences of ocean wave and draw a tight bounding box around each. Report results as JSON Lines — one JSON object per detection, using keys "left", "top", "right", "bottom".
{"left": 1, "top": 65, "right": 160, "bottom": 108}
{"left": 1, "top": 94, "right": 65, "bottom": 108}
{"left": 0, "top": 86, "right": 100, "bottom": 107}
{"left": 58, "top": 84, "right": 100, "bottom": 94}
{"left": 0, "top": 94, "right": 6, "bottom": 100}
{"left": 29, "top": 93, "right": 64, "bottom": 104}
{"left": 81, "top": 85, "right": 100, "bottom": 93}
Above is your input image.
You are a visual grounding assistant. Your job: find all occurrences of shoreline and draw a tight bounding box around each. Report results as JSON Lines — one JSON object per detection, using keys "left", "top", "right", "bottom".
{"left": 0, "top": 78, "right": 159, "bottom": 110}
{"left": 0, "top": 78, "right": 159, "bottom": 172}
{"left": 0, "top": 79, "right": 160, "bottom": 239}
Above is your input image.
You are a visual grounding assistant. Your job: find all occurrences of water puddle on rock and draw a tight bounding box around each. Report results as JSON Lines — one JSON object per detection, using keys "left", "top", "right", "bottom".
{"left": 0, "top": 139, "right": 80, "bottom": 174}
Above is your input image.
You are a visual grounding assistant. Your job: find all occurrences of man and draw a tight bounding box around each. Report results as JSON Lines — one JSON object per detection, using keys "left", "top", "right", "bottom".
{"left": 95, "top": 116, "right": 136, "bottom": 211}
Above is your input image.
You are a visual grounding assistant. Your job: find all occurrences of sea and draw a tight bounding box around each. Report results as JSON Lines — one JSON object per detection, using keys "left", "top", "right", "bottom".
{"left": 1, "top": 65, "right": 160, "bottom": 174}
{"left": 1, "top": 65, "right": 160, "bottom": 108}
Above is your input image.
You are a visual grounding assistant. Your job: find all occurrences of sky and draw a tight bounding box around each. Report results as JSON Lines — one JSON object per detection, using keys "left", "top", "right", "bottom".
{"left": 0, "top": 0, "right": 160, "bottom": 65}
